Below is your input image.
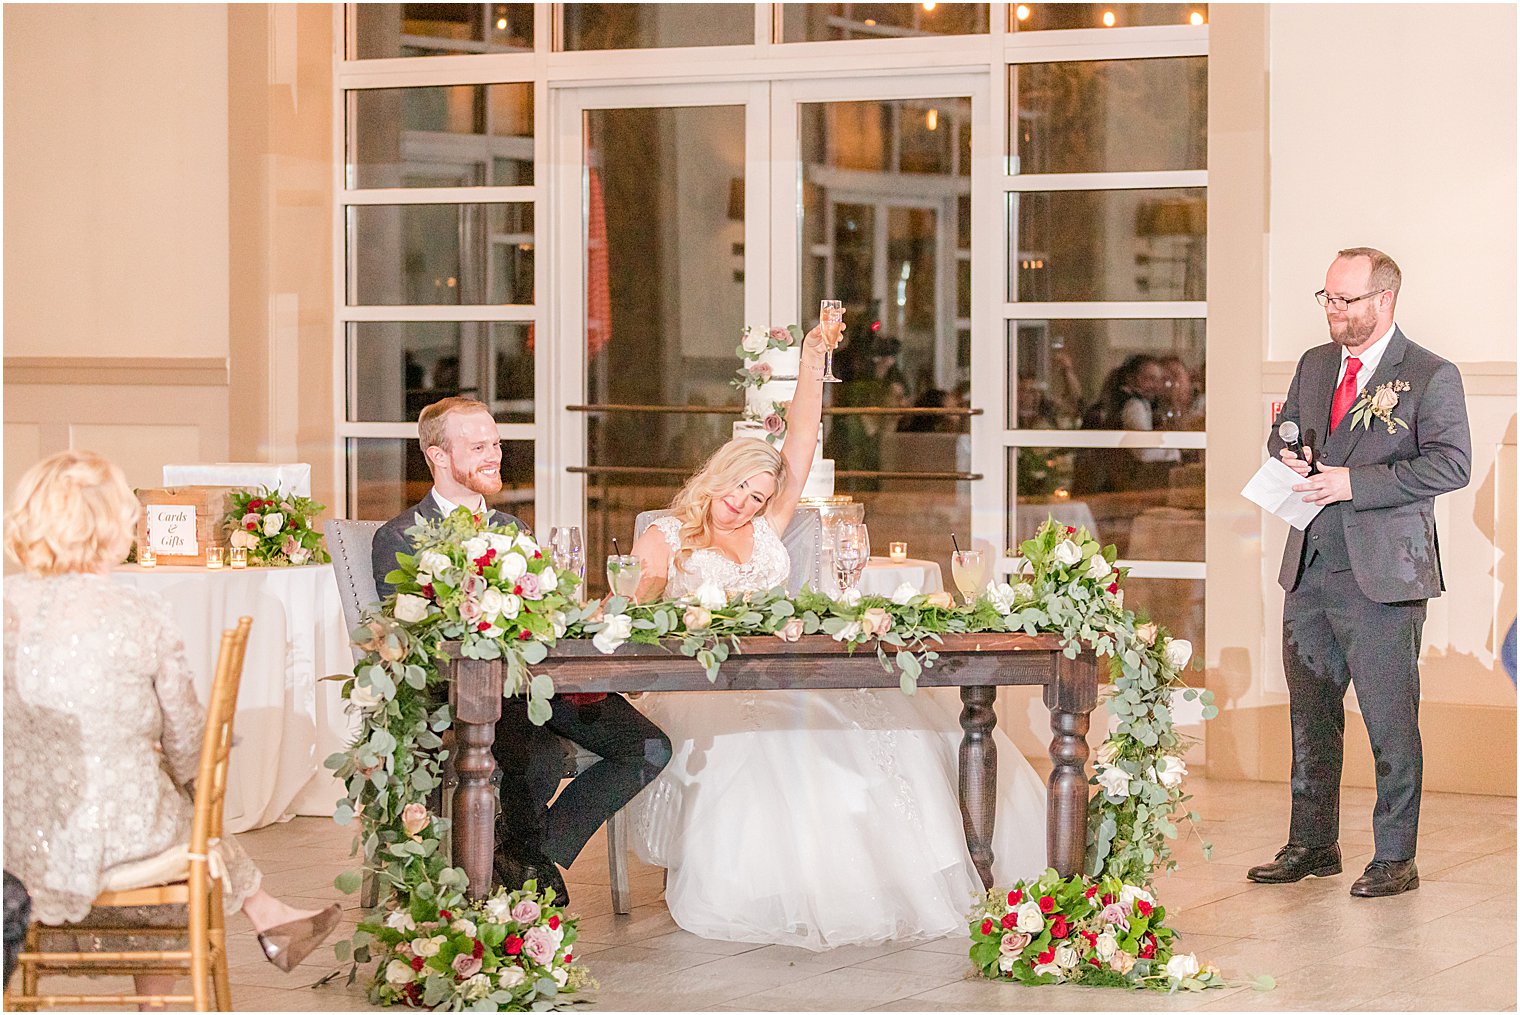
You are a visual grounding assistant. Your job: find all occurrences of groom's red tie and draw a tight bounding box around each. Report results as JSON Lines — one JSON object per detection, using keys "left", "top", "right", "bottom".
{"left": 1330, "top": 356, "right": 1363, "bottom": 431}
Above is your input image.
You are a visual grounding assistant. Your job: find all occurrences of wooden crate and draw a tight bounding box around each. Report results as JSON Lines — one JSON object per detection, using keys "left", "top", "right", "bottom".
{"left": 135, "top": 486, "right": 237, "bottom": 566}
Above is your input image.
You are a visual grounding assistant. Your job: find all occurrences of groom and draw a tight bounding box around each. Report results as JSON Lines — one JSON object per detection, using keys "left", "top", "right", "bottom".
{"left": 1254, "top": 248, "right": 1471, "bottom": 898}
{"left": 372, "top": 396, "right": 672, "bottom": 906}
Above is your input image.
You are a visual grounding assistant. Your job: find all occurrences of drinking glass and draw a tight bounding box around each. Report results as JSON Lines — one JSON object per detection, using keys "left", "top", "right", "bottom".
{"left": 831, "top": 521, "right": 869, "bottom": 595}
{"left": 606, "top": 554, "right": 642, "bottom": 599}
{"left": 819, "top": 299, "right": 844, "bottom": 383}
{"left": 548, "top": 526, "right": 586, "bottom": 600}
{"left": 951, "top": 549, "right": 988, "bottom": 606}
{"left": 204, "top": 546, "right": 225, "bottom": 570}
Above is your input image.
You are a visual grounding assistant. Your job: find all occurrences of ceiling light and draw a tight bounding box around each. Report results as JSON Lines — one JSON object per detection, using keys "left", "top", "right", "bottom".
{"left": 1015, "top": 5, "right": 1031, "bottom": 21}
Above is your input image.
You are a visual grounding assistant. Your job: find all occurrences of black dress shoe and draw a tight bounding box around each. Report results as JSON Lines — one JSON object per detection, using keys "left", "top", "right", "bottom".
{"left": 1350, "top": 859, "right": 1419, "bottom": 898}
{"left": 494, "top": 843, "right": 569, "bottom": 908}
{"left": 1246, "top": 842, "right": 1342, "bottom": 883}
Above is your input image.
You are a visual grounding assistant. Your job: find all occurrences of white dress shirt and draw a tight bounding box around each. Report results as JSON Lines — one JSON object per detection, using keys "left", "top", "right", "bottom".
{"left": 1336, "top": 322, "right": 1396, "bottom": 392}
{"left": 430, "top": 487, "right": 487, "bottom": 517}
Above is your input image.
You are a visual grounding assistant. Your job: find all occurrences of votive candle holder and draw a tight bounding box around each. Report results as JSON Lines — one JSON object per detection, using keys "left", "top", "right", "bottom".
{"left": 205, "top": 546, "right": 225, "bottom": 569}
{"left": 229, "top": 546, "right": 249, "bottom": 569}
{"left": 138, "top": 548, "right": 158, "bottom": 568}
{"left": 888, "top": 541, "right": 908, "bottom": 562}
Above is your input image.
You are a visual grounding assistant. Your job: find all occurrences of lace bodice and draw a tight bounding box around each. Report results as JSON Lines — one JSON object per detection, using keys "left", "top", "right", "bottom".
{"left": 651, "top": 514, "right": 790, "bottom": 598}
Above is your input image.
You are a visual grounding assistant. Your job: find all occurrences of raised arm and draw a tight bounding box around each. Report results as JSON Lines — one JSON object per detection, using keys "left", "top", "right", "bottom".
{"left": 768, "top": 325, "right": 833, "bottom": 531}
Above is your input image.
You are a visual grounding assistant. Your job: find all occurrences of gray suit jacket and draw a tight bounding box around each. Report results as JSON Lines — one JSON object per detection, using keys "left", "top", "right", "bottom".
{"left": 371, "top": 493, "right": 527, "bottom": 601}
{"left": 1268, "top": 328, "right": 1471, "bottom": 603}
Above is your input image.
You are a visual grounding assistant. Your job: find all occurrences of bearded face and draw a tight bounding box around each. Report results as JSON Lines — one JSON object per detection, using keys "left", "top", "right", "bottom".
{"left": 436, "top": 410, "right": 503, "bottom": 497}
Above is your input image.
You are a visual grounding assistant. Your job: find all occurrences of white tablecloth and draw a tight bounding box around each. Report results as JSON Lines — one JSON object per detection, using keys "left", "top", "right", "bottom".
{"left": 858, "top": 557, "right": 945, "bottom": 597}
{"left": 110, "top": 564, "right": 356, "bottom": 832}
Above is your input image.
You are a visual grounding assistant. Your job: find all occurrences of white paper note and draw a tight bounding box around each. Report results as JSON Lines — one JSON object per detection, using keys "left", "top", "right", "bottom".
{"left": 1240, "top": 457, "right": 1323, "bottom": 531}
{"left": 145, "top": 505, "right": 199, "bottom": 556}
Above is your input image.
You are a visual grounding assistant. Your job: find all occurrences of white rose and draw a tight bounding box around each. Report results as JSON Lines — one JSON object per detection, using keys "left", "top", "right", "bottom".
{"left": 289, "top": 546, "right": 311, "bottom": 565}
{"left": 1113, "top": 588, "right": 1125, "bottom": 609}
{"left": 1014, "top": 900, "right": 1044, "bottom": 934}
{"left": 987, "top": 582, "right": 1017, "bottom": 616}
{"left": 499, "top": 552, "right": 528, "bottom": 581}
{"left": 462, "top": 536, "right": 491, "bottom": 561}
{"left": 1033, "top": 962, "right": 1062, "bottom": 978}
{"left": 694, "top": 582, "right": 727, "bottom": 610}
{"left": 450, "top": 918, "right": 477, "bottom": 937}
{"left": 1095, "top": 930, "right": 1118, "bottom": 960}
{"left": 740, "top": 326, "right": 768, "bottom": 354}
{"left": 498, "top": 965, "right": 526, "bottom": 988}
{"left": 485, "top": 532, "right": 514, "bottom": 554}
{"left": 835, "top": 585, "right": 862, "bottom": 606}
{"left": 262, "top": 512, "right": 286, "bottom": 537}
{"left": 998, "top": 952, "right": 1017, "bottom": 973}
{"left": 484, "top": 896, "right": 512, "bottom": 923}
{"left": 1014, "top": 581, "right": 1035, "bottom": 603}
{"left": 539, "top": 567, "right": 559, "bottom": 594}
{"left": 1166, "top": 953, "right": 1200, "bottom": 981}
{"left": 1097, "top": 765, "right": 1132, "bottom": 799}
{"left": 1164, "top": 638, "right": 1193, "bottom": 670}
{"left": 499, "top": 593, "right": 522, "bottom": 621}
{"left": 417, "top": 550, "right": 451, "bottom": 576}
{"left": 1054, "top": 945, "right": 1080, "bottom": 969}
{"left": 384, "top": 909, "right": 415, "bottom": 932}
{"left": 592, "top": 613, "right": 633, "bottom": 654}
{"left": 1119, "top": 884, "right": 1155, "bottom": 910}
{"left": 349, "top": 683, "right": 383, "bottom": 711}
{"left": 1052, "top": 539, "right": 1082, "bottom": 566}
{"left": 393, "top": 593, "right": 431, "bottom": 624}
{"left": 479, "top": 587, "right": 506, "bottom": 618}
{"left": 1086, "top": 554, "right": 1112, "bottom": 580}
{"left": 229, "top": 529, "right": 258, "bottom": 549}
{"left": 385, "top": 959, "right": 415, "bottom": 986}
{"left": 551, "top": 967, "right": 569, "bottom": 987}
{"left": 411, "top": 934, "right": 445, "bottom": 958}
{"left": 832, "top": 620, "right": 863, "bottom": 642}
{"left": 890, "top": 581, "right": 920, "bottom": 605}
{"left": 513, "top": 532, "right": 539, "bottom": 556}
{"left": 550, "top": 611, "right": 567, "bottom": 639}
{"left": 1157, "top": 755, "right": 1187, "bottom": 788}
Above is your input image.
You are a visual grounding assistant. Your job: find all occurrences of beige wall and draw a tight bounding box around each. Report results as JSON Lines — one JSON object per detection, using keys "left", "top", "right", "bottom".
{"left": 3, "top": 4, "right": 335, "bottom": 510}
{"left": 1206, "top": 4, "right": 1517, "bottom": 795}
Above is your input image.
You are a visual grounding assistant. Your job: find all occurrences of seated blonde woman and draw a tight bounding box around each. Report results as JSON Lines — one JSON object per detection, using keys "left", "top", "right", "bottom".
{"left": 2, "top": 450, "right": 340, "bottom": 1002}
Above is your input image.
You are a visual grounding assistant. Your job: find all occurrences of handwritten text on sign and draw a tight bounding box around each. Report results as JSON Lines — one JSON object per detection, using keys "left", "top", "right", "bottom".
{"left": 145, "top": 505, "right": 199, "bottom": 556}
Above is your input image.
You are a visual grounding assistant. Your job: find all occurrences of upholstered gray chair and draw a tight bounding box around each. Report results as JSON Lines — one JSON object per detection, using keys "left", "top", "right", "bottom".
{"left": 324, "top": 520, "right": 632, "bottom": 915}
{"left": 631, "top": 507, "right": 824, "bottom": 594}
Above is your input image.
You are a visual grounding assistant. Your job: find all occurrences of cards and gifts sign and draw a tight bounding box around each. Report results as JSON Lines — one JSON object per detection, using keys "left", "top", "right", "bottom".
{"left": 144, "top": 504, "right": 199, "bottom": 556}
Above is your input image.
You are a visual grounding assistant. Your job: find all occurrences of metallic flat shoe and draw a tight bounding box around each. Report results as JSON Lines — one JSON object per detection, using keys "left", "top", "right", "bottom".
{"left": 258, "top": 903, "right": 342, "bottom": 972}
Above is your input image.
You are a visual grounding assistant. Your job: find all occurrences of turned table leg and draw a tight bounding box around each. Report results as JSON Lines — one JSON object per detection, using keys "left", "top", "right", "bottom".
{"left": 450, "top": 658, "right": 503, "bottom": 900}
{"left": 1044, "top": 651, "right": 1098, "bottom": 878}
{"left": 958, "top": 685, "right": 998, "bottom": 890}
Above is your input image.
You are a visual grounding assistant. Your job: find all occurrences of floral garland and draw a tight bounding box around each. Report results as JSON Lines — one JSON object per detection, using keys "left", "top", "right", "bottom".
{"left": 330, "top": 513, "right": 1219, "bottom": 1006}
{"left": 223, "top": 486, "right": 331, "bottom": 566}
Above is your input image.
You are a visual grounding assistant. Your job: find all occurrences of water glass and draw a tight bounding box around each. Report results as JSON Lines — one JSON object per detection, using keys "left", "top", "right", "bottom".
{"left": 606, "top": 554, "right": 642, "bottom": 600}
{"left": 831, "top": 521, "right": 869, "bottom": 594}
{"left": 548, "top": 526, "right": 586, "bottom": 600}
{"left": 951, "top": 549, "right": 988, "bottom": 606}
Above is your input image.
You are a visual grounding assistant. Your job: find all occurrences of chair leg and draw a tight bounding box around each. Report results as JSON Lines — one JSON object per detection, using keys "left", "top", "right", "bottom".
{"left": 15, "top": 924, "right": 39, "bottom": 1009}
{"left": 189, "top": 881, "right": 209, "bottom": 1012}
{"left": 607, "top": 809, "right": 632, "bottom": 916}
{"left": 209, "top": 883, "right": 232, "bottom": 1012}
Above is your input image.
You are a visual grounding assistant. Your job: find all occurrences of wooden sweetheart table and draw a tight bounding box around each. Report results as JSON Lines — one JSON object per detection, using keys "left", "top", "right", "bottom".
{"left": 442, "top": 632, "right": 1098, "bottom": 899}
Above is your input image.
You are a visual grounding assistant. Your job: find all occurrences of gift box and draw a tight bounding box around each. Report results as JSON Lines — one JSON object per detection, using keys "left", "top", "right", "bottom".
{"left": 135, "top": 486, "right": 238, "bottom": 567}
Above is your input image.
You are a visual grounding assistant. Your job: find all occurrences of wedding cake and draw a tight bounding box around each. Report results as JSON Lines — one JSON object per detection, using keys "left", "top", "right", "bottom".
{"left": 733, "top": 327, "right": 836, "bottom": 500}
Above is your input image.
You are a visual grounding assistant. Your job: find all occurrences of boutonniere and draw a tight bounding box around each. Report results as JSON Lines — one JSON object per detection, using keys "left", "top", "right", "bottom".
{"left": 1349, "top": 379, "right": 1411, "bottom": 434}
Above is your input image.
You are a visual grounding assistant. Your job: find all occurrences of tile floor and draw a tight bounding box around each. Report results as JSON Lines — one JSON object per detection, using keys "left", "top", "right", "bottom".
{"left": 19, "top": 777, "right": 1516, "bottom": 1012}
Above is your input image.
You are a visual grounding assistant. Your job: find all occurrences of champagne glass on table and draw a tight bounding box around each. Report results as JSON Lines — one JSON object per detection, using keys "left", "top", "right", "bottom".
{"left": 831, "top": 521, "right": 870, "bottom": 595}
{"left": 819, "top": 299, "right": 845, "bottom": 383}
{"left": 548, "top": 526, "right": 585, "bottom": 602}
{"left": 950, "top": 548, "right": 988, "bottom": 606}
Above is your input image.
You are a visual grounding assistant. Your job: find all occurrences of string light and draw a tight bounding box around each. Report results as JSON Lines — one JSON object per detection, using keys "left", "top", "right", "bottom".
{"left": 1189, "top": 11, "right": 1204, "bottom": 25}
{"left": 926, "top": 108, "right": 939, "bottom": 131}
{"left": 1102, "top": 10, "right": 1116, "bottom": 27}
{"left": 1015, "top": 4, "right": 1031, "bottom": 21}
{"left": 496, "top": 16, "right": 508, "bottom": 30}
{"left": 922, "top": 2, "right": 937, "bottom": 10}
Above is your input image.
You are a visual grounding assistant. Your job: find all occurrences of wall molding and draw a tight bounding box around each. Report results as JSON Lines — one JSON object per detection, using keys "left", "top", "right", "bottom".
{"left": 4, "top": 357, "right": 229, "bottom": 386}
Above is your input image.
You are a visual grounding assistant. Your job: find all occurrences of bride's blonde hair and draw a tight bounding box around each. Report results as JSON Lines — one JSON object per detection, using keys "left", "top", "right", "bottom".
{"left": 667, "top": 438, "right": 787, "bottom": 572}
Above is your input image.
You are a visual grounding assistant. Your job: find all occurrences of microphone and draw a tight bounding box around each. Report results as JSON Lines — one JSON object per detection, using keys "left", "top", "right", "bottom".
{"left": 1277, "top": 420, "right": 1301, "bottom": 449}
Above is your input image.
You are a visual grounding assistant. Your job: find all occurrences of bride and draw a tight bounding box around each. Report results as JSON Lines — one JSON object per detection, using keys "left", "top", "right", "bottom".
{"left": 624, "top": 323, "right": 1048, "bottom": 950}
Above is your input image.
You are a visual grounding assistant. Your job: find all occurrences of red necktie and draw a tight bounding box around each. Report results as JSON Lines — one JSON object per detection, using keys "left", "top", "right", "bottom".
{"left": 1329, "top": 357, "right": 1362, "bottom": 431}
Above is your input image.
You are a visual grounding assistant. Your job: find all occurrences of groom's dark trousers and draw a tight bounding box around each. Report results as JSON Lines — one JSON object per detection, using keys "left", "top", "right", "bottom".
{"left": 373, "top": 496, "right": 671, "bottom": 869}
{"left": 1269, "top": 328, "right": 1470, "bottom": 862}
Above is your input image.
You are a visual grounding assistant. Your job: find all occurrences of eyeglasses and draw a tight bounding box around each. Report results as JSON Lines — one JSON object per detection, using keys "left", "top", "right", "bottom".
{"left": 1315, "top": 288, "right": 1385, "bottom": 311}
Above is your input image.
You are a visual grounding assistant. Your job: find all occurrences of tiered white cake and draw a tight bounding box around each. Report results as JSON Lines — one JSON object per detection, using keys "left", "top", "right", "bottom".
{"left": 733, "top": 343, "right": 836, "bottom": 499}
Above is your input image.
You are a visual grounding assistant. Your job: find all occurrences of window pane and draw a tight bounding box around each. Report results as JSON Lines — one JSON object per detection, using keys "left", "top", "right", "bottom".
{"left": 1008, "top": 189, "right": 1205, "bottom": 301}
{"left": 349, "top": 84, "right": 533, "bottom": 189}
{"left": 348, "top": 438, "right": 535, "bottom": 529}
{"left": 563, "top": 4, "right": 753, "bottom": 50}
{"left": 783, "top": 3, "right": 990, "bottom": 42}
{"left": 1007, "top": 319, "right": 1204, "bottom": 430}
{"left": 347, "top": 322, "right": 533, "bottom": 424}
{"left": 583, "top": 104, "right": 747, "bottom": 570}
{"left": 1121, "top": 577, "right": 1204, "bottom": 663}
{"left": 351, "top": 3, "right": 534, "bottom": 58}
{"left": 1011, "top": 4, "right": 1205, "bottom": 31}
{"left": 1010, "top": 58, "right": 1206, "bottom": 174}
{"left": 347, "top": 203, "right": 533, "bottom": 305}
{"left": 1009, "top": 448, "right": 1203, "bottom": 560}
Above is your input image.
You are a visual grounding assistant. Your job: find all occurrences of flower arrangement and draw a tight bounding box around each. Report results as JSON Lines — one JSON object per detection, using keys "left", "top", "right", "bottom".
{"left": 1348, "top": 378, "right": 1411, "bottom": 434}
{"left": 223, "top": 486, "right": 330, "bottom": 566}
{"left": 354, "top": 877, "right": 588, "bottom": 1010}
{"left": 734, "top": 324, "right": 802, "bottom": 379}
{"left": 968, "top": 870, "right": 1246, "bottom": 992}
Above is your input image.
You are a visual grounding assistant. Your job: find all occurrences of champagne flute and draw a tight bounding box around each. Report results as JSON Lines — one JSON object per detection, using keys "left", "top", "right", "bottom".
{"left": 819, "top": 299, "right": 844, "bottom": 383}
{"left": 951, "top": 549, "right": 988, "bottom": 606}
{"left": 832, "top": 521, "right": 870, "bottom": 595}
{"left": 548, "top": 526, "right": 586, "bottom": 602}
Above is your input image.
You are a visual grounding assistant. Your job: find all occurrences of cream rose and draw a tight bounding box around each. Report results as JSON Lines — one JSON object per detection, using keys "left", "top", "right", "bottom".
{"left": 450, "top": 918, "right": 477, "bottom": 938}
{"left": 393, "top": 594, "right": 431, "bottom": 624}
{"left": 262, "top": 512, "right": 285, "bottom": 537}
{"left": 349, "top": 683, "right": 383, "bottom": 711}
{"left": 1109, "top": 949, "right": 1136, "bottom": 974}
{"left": 837, "top": 586, "right": 864, "bottom": 607}
{"left": 385, "top": 959, "right": 415, "bottom": 986}
{"left": 551, "top": 967, "right": 569, "bottom": 988}
{"left": 229, "top": 529, "right": 259, "bottom": 549}
{"left": 412, "top": 934, "right": 445, "bottom": 958}
{"left": 1157, "top": 755, "right": 1187, "bottom": 788}
{"left": 1119, "top": 884, "right": 1155, "bottom": 910}
{"left": 1013, "top": 581, "right": 1035, "bottom": 603}
{"left": 485, "top": 532, "right": 514, "bottom": 554}
{"left": 462, "top": 536, "right": 491, "bottom": 561}
{"left": 1095, "top": 739, "right": 1120, "bottom": 767}
{"left": 740, "top": 326, "right": 769, "bottom": 355}
{"left": 998, "top": 952, "right": 1018, "bottom": 973}
{"left": 694, "top": 582, "right": 728, "bottom": 610}
{"left": 417, "top": 550, "right": 451, "bottom": 576}
{"left": 776, "top": 618, "right": 804, "bottom": 642}
{"left": 498, "top": 965, "right": 526, "bottom": 988}
{"left": 1095, "top": 930, "right": 1118, "bottom": 960}
{"left": 683, "top": 605, "right": 712, "bottom": 630}
{"left": 1014, "top": 900, "right": 1044, "bottom": 934}
{"left": 539, "top": 567, "right": 559, "bottom": 594}
{"left": 1052, "top": 539, "right": 1082, "bottom": 566}
{"left": 484, "top": 896, "right": 513, "bottom": 923}
{"left": 924, "top": 590, "right": 954, "bottom": 609}
{"left": 1134, "top": 622, "right": 1159, "bottom": 646}
{"left": 1166, "top": 953, "right": 1200, "bottom": 981}
{"left": 513, "top": 532, "right": 539, "bottom": 556}
{"left": 859, "top": 607, "right": 892, "bottom": 637}
{"left": 550, "top": 611, "right": 568, "bottom": 639}
{"left": 1054, "top": 945, "right": 1080, "bottom": 970}
{"left": 592, "top": 614, "right": 633, "bottom": 654}
{"left": 1371, "top": 386, "right": 1399, "bottom": 412}
{"left": 1097, "top": 765, "right": 1132, "bottom": 799}
{"left": 401, "top": 803, "right": 431, "bottom": 836}
{"left": 890, "top": 581, "right": 920, "bottom": 605}
{"left": 1164, "top": 638, "right": 1193, "bottom": 670}
{"left": 479, "top": 587, "right": 507, "bottom": 618}
{"left": 832, "top": 620, "right": 863, "bottom": 642}
{"left": 384, "top": 909, "right": 416, "bottom": 932}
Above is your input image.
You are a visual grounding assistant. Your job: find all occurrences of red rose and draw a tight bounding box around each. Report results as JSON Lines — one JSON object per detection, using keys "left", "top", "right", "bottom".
{"left": 439, "top": 910, "right": 451, "bottom": 920}
{"left": 1007, "top": 889, "right": 1023, "bottom": 906}
{"left": 478, "top": 621, "right": 491, "bottom": 632}
{"left": 565, "top": 952, "right": 574, "bottom": 964}
{"left": 474, "top": 555, "right": 491, "bottom": 570}
{"left": 505, "top": 935, "right": 523, "bottom": 955}
{"left": 486, "top": 548, "right": 497, "bottom": 560}
{"left": 1089, "top": 957, "right": 1100, "bottom": 967}
{"left": 1038, "top": 895, "right": 1055, "bottom": 913}
{"left": 472, "top": 939, "right": 484, "bottom": 959}
{"left": 421, "top": 583, "right": 436, "bottom": 599}
{"left": 1049, "top": 914, "right": 1069, "bottom": 939}
{"left": 1080, "top": 930, "right": 1097, "bottom": 947}
{"left": 1037, "top": 947, "right": 1055, "bottom": 965}
{"left": 534, "top": 550, "right": 542, "bottom": 559}
{"left": 1107, "top": 583, "right": 1119, "bottom": 594}
{"left": 246, "top": 521, "right": 257, "bottom": 531}
{"left": 549, "top": 915, "right": 560, "bottom": 930}
{"left": 513, "top": 584, "right": 523, "bottom": 595}
{"left": 410, "top": 955, "right": 424, "bottom": 971}
{"left": 1000, "top": 913, "right": 1016, "bottom": 929}
{"left": 1139, "top": 932, "right": 1157, "bottom": 959}
{"left": 1066, "top": 526, "right": 1076, "bottom": 534}
{"left": 1084, "top": 885, "right": 1098, "bottom": 899}
{"left": 1136, "top": 900, "right": 1153, "bottom": 918}
{"left": 249, "top": 499, "right": 263, "bottom": 510}
{"left": 518, "top": 630, "right": 531, "bottom": 640}
{"left": 980, "top": 918, "right": 994, "bottom": 935}
{"left": 1101, "top": 893, "right": 1115, "bottom": 906}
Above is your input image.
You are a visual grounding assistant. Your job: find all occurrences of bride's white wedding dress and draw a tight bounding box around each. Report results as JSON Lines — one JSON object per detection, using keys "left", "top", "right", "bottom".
{"left": 630, "top": 514, "right": 1048, "bottom": 950}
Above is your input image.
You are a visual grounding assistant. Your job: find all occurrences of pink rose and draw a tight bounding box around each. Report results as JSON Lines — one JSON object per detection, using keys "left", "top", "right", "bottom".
{"left": 859, "top": 607, "right": 891, "bottom": 637}
{"left": 763, "top": 413, "right": 785, "bottom": 436}
{"left": 1099, "top": 902, "right": 1128, "bottom": 928}
{"left": 522, "top": 926, "right": 557, "bottom": 965}
{"left": 459, "top": 597, "right": 484, "bottom": 623}
{"left": 517, "top": 573, "right": 542, "bottom": 600}
{"left": 775, "top": 618, "right": 804, "bottom": 642}
{"left": 510, "top": 899, "right": 541, "bottom": 924}
{"left": 748, "top": 363, "right": 773, "bottom": 382}
{"left": 401, "top": 803, "right": 430, "bottom": 837}
{"left": 463, "top": 573, "right": 488, "bottom": 598}
{"left": 451, "top": 953, "right": 482, "bottom": 978}
{"left": 769, "top": 326, "right": 792, "bottom": 346}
